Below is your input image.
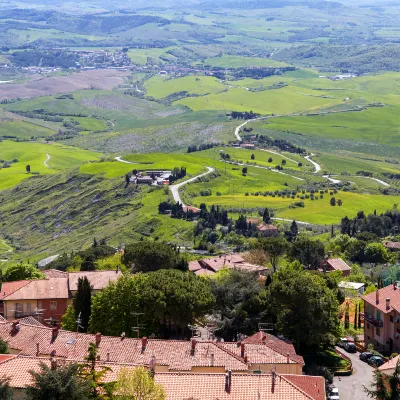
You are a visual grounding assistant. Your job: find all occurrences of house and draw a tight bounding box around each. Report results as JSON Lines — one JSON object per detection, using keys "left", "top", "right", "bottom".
{"left": 338, "top": 281, "right": 366, "bottom": 296}
{"left": 183, "top": 206, "right": 201, "bottom": 214}
{"left": 257, "top": 224, "right": 279, "bottom": 237}
{"left": 0, "top": 321, "right": 304, "bottom": 375}
{"left": 362, "top": 283, "right": 400, "bottom": 353}
{"left": 378, "top": 353, "right": 400, "bottom": 376}
{"left": 0, "top": 270, "right": 122, "bottom": 322}
{"left": 322, "top": 257, "right": 351, "bottom": 277}
{"left": 136, "top": 175, "right": 154, "bottom": 184}
{"left": 384, "top": 241, "right": 400, "bottom": 252}
{"left": 188, "top": 254, "right": 267, "bottom": 277}
{"left": 0, "top": 354, "right": 325, "bottom": 400}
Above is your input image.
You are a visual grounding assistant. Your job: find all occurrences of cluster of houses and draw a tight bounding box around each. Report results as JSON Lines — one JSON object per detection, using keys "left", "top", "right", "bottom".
{"left": 0, "top": 319, "right": 325, "bottom": 399}
{"left": 130, "top": 170, "right": 172, "bottom": 185}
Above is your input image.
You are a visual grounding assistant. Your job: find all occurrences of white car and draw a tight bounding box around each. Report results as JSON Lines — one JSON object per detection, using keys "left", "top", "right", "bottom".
{"left": 329, "top": 387, "right": 339, "bottom": 399}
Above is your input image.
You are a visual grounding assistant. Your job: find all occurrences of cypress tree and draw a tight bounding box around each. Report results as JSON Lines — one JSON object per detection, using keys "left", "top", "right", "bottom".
{"left": 358, "top": 304, "right": 362, "bottom": 329}
{"left": 354, "top": 303, "right": 358, "bottom": 330}
{"left": 344, "top": 303, "right": 350, "bottom": 330}
{"left": 73, "top": 277, "right": 93, "bottom": 332}
{"left": 265, "top": 274, "right": 272, "bottom": 288}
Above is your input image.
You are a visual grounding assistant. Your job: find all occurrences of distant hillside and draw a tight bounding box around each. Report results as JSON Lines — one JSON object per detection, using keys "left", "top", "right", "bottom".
{"left": 274, "top": 44, "right": 400, "bottom": 73}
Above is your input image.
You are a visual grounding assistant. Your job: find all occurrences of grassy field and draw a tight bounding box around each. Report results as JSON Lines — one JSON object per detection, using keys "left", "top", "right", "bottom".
{"left": 0, "top": 140, "right": 101, "bottom": 190}
{"left": 0, "top": 120, "right": 55, "bottom": 139}
{"left": 198, "top": 55, "right": 289, "bottom": 68}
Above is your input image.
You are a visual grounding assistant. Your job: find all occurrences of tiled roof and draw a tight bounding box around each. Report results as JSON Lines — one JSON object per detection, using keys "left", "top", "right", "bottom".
{"left": 378, "top": 354, "right": 400, "bottom": 373}
{"left": 0, "top": 322, "right": 247, "bottom": 372}
{"left": 0, "top": 281, "right": 31, "bottom": 300}
{"left": 156, "top": 372, "right": 325, "bottom": 400}
{"left": 362, "top": 284, "right": 400, "bottom": 314}
{"left": 257, "top": 224, "right": 278, "bottom": 231}
{"left": 0, "top": 356, "right": 325, "bottom": 399}
{"left": 18, "top": 316, "right": 45, "bottom": 327}
{"left": 68, "top": 271, "right": 122, "bottom": 291}
{"left": 384, "top": 241, "right": 400, "bottom": 250}
{"left": 327, "top": 258, "right": 351, "bottom": 272}
{"left": 43, "top": 269, "right": 69, "bottom": 278}
{"left": 0, "top": 279, "right": 69, "bottom": 300}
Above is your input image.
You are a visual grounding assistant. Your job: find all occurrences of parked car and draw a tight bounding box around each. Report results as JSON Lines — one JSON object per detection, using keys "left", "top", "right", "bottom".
{"left": 328, "top": 387, "right": 339, "bottom": 400}
{"left": 368, "top": 355, "right": 384, "bottom": 367}
{"left": 344, "top": 342, "right": 357, "bottom": 353}
{"left": 360, "top": 352, "right": 374, "bottom": 362}
{"left": 337, "top": 338, "right": 349, "bottom": 348}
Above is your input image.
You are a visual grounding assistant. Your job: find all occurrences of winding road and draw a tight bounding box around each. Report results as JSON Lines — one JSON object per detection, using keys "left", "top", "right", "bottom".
{"left": 169, "top": 167, "right": 215, "bottom": 207}
{"left": 44, "top": 153, "right": 51, "bottom": 168}
{"left": 114, "top": 156, "right": 138, "bottom": 164}
{"left": 304, "top": 154, "right": 321, "bottom": 173}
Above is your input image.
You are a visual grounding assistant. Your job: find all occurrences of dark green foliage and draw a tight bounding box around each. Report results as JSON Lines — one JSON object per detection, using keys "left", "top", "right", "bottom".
{"left": 73, "top": 277, "right": 92, "bottom": 332}
{"left": 354, "top": 303, "right": 358, "bottom": 330}
{"left": 262, "top": 207, "right": 271, "bottom": 224}
{"left": 2, "top": 263, "right": 45, "bottom": 282}
{"left": 344, "top": 303, "right": 350, "bottom": 330}
{"left": 265, "top": 274, "right": 272, "bottom": 288}
{"left": 0, "top": 339, "right": 8, "bottom": 354}
{"left": 0, "top": 378, "right": 12, "bottom": 400}
{"left": 253, "top": 237, "right": 289, "bottom": 273}
{"left": 25, "top": 363, "right": 91, "bottom": 400}
{"left": 210, "top": 269, "right": 266, "bottom": 341}
{"left": 365, "top": 358, "right": 400, "bottom": 399}
{"left": 289, "top": 238, "right": 325, "bottom": 269}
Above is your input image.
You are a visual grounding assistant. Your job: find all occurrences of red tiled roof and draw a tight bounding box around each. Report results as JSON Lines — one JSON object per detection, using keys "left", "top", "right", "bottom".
{"left": 68, "top": 271, "right": 122, "bottom": 291}
{"left": 43, "top": 269, "right": 69, "bottom": 278}
{"left": 0, "top": 356, "right": 324, "bottom": 399}
{"left": 385, "top": 241, "right": 400, "bottom": 250}
{"left": 257, "top": 224, "right": 278, "bottom": 231}
{"left": 326, "top": 258, "right": 351, "bottom": 272}
{"left": 0, "top": 279, "right": 69, "bottom": 300}
{"left": 156, "top": 372, "right": 325, "bottom": 400}
{"left": 0, "top": 281, "right": 31, "bottom": 300}
{"left": 362, "top": 285, "right": 400, "bottom": 314}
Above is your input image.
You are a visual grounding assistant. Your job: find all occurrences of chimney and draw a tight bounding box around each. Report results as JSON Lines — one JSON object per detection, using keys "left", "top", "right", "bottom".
{"left": 394, "top": 282, "right": 397, "bottom": 290}
{"left": 95, "top": 333, "right": 102, "bottom": 347}
{"left": 191, "top": 339, "right": 197, "bottom": 356}
{"left": 271, "top": 371, "right": 276, "bottom": 393}
{"left": 116, "top": 265, "right": 119, "bottom": 273}
{"left": 50, "top": 358, "right": 57, "bottom": 371}
{"left": 52, "top": 326, "right": 59, "bottom": 340}
{"left": 211, "top": 353, "right": 214, "bottom": 367}
{"left": 240, "top": 343, "right": 245, "bottom": 358}
{"left": 376, "top": 289, "right": 380, "bottom": 304}
{"left": 225, "top": 371, "right": 232, "bottom": 393}
{"left": 141, "top": 337, "right": 148, "bottom": 353}
{"left": 36, "top": 343, "right": 40, "bottom": 356}
{"left": 106, "top": 352, "right": 110, "bottom": 362}
{"left": 386, "top": 298, "right": 391, "bottom": 310}
{"left": 11, "top": 320, "right": 20, "bottom": 332}
{"left": 244, "top": 355, "right": 248, "bottom": 363}
{"left": 287, "top": 353, "right": 290, "bottom": 364}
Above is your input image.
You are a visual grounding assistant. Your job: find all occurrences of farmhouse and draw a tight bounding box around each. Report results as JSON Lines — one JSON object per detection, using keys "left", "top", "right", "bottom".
{"left": 384, "top": 241, "right": 400, "bottom": 252}
{"left": 0, "top": 270, "right": 122, "bottom": 322}
{"left": 0, "top": 354, "right": 324, "bottom": 400}
{"left": 188, "top": 254, "right": 267, "bottom": 277}
{"left": 321, "top": 257, "right": 351, "bottom": 277}
{"left": 338, "top": 281, "right": 365, "bottom": 296}
{"left": 257, "top": 223, "right": 279, "bottom": 237}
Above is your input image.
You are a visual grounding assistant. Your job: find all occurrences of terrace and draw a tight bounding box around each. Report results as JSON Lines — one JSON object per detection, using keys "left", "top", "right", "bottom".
{"left": 364, "top": 313, "right": 383, "bottom": 327}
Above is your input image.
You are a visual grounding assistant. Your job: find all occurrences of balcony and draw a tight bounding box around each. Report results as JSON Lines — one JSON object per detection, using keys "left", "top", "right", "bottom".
{"left": 364, "top": 313, "right": 383, "bottom": 327}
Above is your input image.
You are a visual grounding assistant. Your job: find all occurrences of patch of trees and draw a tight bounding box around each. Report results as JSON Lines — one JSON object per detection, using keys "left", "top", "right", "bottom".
{"left": 168, "top": 166, "right": 187, "bottom": 183}
{"left": 232, "top": 66, "right": 296, "bottom": 79}
{"left": 187, "top": 143, "right": 219, "bottom": 153}
{"left": 11, "top": 50, "right": 79, "bottom": 68}
{"left": 230, "top": 111, "right": 259, "bottom": 120}
{"left": 245, "top": 133, "right": 306, "bottom": 154}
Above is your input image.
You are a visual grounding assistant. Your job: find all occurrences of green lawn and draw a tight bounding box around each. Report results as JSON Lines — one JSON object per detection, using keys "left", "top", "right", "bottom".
{"left": 0, "top": 140, "right": 101, "bottom": 190}
{"left": 0, "top": 120, "right": 55, "bottom": 139}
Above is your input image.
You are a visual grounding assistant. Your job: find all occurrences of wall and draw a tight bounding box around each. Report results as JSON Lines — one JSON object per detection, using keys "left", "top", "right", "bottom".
{"left": 249, "top": 363, "right": 302, "bottom": 375}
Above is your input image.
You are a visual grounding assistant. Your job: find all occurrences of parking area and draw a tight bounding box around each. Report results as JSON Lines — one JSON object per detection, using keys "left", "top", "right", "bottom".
{"left": 333, "top": 347, "right": 375, "bottom": 400}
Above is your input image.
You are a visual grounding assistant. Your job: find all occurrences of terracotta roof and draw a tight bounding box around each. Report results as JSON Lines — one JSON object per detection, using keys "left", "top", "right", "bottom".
{"left": 0, "top": 279, "right": 68, "bottom": 300}
{"left": 362, "top": 284, "right": 400, "bottom": 314}
{"left": 378, "top": 354, "right": 400, "bottom": 374}
{"left": 43, "top": 269, "right": 69, "bottom": 278}
{"left": 257, "top": 224, "right": 278, "bottom": 231}
{"left": 156, "top": 372, "right": 325, "bottom": 400}
{"left": 18, "top": 316, "right": 45, "bottom": 327}
{"left": 0, "top": 281, "right": 31, "bottom": 300}
{"left": 68, "top": 271, "right": 122, "bottom": 291}
{"left": 326, "top": 258, "right": 351, "bottom": 272}
{"left": 0, "top": 322, "right": 247, "bottom": 371}
{"left": 0, "top": 315, "right": 6, "bottom": 322}
{"left": 385, "top": 241, "right": 400, "bottom": 250}
{"left": 0, "top": 356, "right": 325, "bottom": 399}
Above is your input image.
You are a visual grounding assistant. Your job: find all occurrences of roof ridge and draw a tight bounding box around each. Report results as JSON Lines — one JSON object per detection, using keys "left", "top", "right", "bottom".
{"left": 212, "top": 342, "right": 248, "bottom": 365}
{"left": 262, "top": 340, "right": 301, "bottom": 364}
{"left": 1, "top": 280, "right": 32, "bottom": 299}
{"left": 280, "top": 374, "right": 315, "bottom": 400}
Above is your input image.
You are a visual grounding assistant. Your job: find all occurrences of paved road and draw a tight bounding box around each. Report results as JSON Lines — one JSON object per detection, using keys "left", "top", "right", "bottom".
{"left": 333, "top": 347, "right": 374, "bottom": 400}
{"left": 44, "top": 153, "right": 51, "bottom": 168}
{"left": 169, "top": 167, "right": 215, "bottom": 207}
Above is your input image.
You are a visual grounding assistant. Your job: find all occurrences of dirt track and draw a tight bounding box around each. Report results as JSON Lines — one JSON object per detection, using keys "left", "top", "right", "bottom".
{"left": 0, "top": 69, "right": 130, "bottom": 100}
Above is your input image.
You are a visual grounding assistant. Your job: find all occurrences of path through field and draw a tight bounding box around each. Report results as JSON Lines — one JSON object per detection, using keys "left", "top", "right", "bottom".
{"left": 44, "top": 153, "right": 51, "bottom": 168}
{"left": 114, "top": 156, "right": 139, "bottom": 164}
{"left": 304, "top": 154, "right": 321, "bottom": 173}
{"left": 170, "top": 167, "right": 215, "bottom": 207}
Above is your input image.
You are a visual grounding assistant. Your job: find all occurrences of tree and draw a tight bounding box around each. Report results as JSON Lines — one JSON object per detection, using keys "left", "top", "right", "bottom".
{"left": 61, "top": 304, "right": 77, "bottom": 331}
{"left": 289, "top": 238, "right": 325, "bottom": 269}
{"left": 330, "top": 197, "right": 336, "bottom": 206}
{"left": 262, "top": 207, "right": 271, "bottom": 224}
{"left": 251, "top": 154, "right": 255, "bottom": 160}
{"left": 2, "top": 263, "right": 45, "bottom": 282}
{"left": 25, "top": 363, "right": 91, "bottom": 400}
{"left": 242, "top": 167, "right": 248, "bottom": 174}
{"left": 365, "top": 358, "right": 400, "bottom": 399}
{"left": 73, "top": 277, "right": 92, "bottom": 332}
{"left": 268, "top": 157, "right": 273, "bottom": 163}
{"left": 78, "top": 343, "right": 115, "bottom": 399}
{"left": 344, "top": 302, "right": 350, "bottom": 330}
{"left": 281, "top": 159, "right": 286, "bottom": 165}
{"left": 364, "top": 242, "right": 392, "bottom": 265}
{"left": 122, "top": 242, "right": 179, "bottom": 272}
{"left": 0, "top": 339, "right": 8, "bottom": 355}
{"left": 26, "top": 164, "right": 31, "bottom": 173}
{"left": 354, "top": 303, "right": 358, "bottom": 330}
{"left": 209, "top": 269, "right": 266, "bottom": 341}
{"left": 254, "top": 237, "right": 289, "bottom": 273}
{"left": 337, "top": 199, "right": 343, "bottom": 206}
{"left": 115, "top": 367, "right": 165, "bottom": 400}
{"left": 290, "top": 220, "right": 298, "bottom": 239}
{"left": 0, "top": 378, "right": 12, "bottom": 400}
{"left": 266, "top": 265, "right": 340, "bottom": 353}
{"left": 265, "top": 274, "right": 272, "bottom": 288}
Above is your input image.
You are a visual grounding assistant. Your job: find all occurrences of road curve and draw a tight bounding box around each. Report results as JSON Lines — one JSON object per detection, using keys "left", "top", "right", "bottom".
{"left": 44, "top": 153, "right": 51, "bottom": 168}
{"left": 114, "top": 156, "right": 139, "bottom": 164}
{"left": 304, "top": 154, "right": 321, "bottom": 173}
{"left": 271, "top": 217, "right": 311, "bottom": 225}
{"left": 170, "top": 167, "right": 215, "bottom": 207}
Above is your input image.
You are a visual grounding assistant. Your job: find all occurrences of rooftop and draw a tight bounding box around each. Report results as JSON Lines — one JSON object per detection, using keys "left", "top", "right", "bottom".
{"left": 257, "top": 224, "right": 278, "bottom": 231}
{"left": 67, "top": 270, "right": 122, "bottom": 291}
{"left": 338, "top": 281, "right": 365, "bottom": 290}
{"left": 384, "top": 241, "right": 400, "bottom": 250}
{"left": 362, "top": 284, "right": 400, "bottom": 313}
{"left": 326, "top": 258, "right": 351, "bottom": 272}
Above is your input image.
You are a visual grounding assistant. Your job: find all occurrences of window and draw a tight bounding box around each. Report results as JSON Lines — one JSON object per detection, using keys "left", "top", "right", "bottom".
{"left": 15, "top": 303, "right": 22, "bottom": 312}
{"left": 376, "top": 327, "right": 381, "bottom": 336}
{"left": 367, "top": 323, "right": 370, "bottom": 329}
{"left": 37, "top": 301, "right": 42, "bottom": 310}
{"left": 26, "top": 304, "right": 31, "bottom": 313}
{"left": 377, "top": 310, "right": 381, "bottom": 321}
{"left": 50, "top": 301, "right": 57, "bottom": 310}
{"left": 390, "top": 315, "right": 394, "bottom": 323}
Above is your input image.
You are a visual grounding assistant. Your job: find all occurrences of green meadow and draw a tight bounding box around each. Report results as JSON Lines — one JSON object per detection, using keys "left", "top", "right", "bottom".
{"left": 198, "top": 55, "right": 288, "bottom": 68}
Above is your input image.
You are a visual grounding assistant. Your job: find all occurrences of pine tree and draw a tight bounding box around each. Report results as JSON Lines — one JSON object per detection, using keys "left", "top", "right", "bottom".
{"left": 354, "top": 303, "right": 358, "bottom": 330}
{"left": 73, "top": 277, "right": 93, "bottom": 332}
{"left": 263, "top": 208, "right": 271, "bottom": 224}
{"left": 265, "top": 274, "right": 272, "bottom": 288}
{"left": 344, "top": 303, "right": 350, "bottom": 330}
{"left": 365, "top": 358, "right": 400, "bottom": 399}
{"left": 358, "top": 304, "right": 362, "bottom": 329}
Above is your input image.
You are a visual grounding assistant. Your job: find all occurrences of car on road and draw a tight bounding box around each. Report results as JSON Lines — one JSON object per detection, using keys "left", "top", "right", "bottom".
{"left": 328, "top": 386, "right": 339, "bottom": 400}
{"left": 337, "top": 338, "right": 349, "bottom": 348}
{"left": 344, "top": 342, "right": 357, "bottom": 353}
{"left": 368, "top": 355, "right": 384, "bottom": 367}
{"left": 360, "top": 352, "right": 374, "bottom": 362}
